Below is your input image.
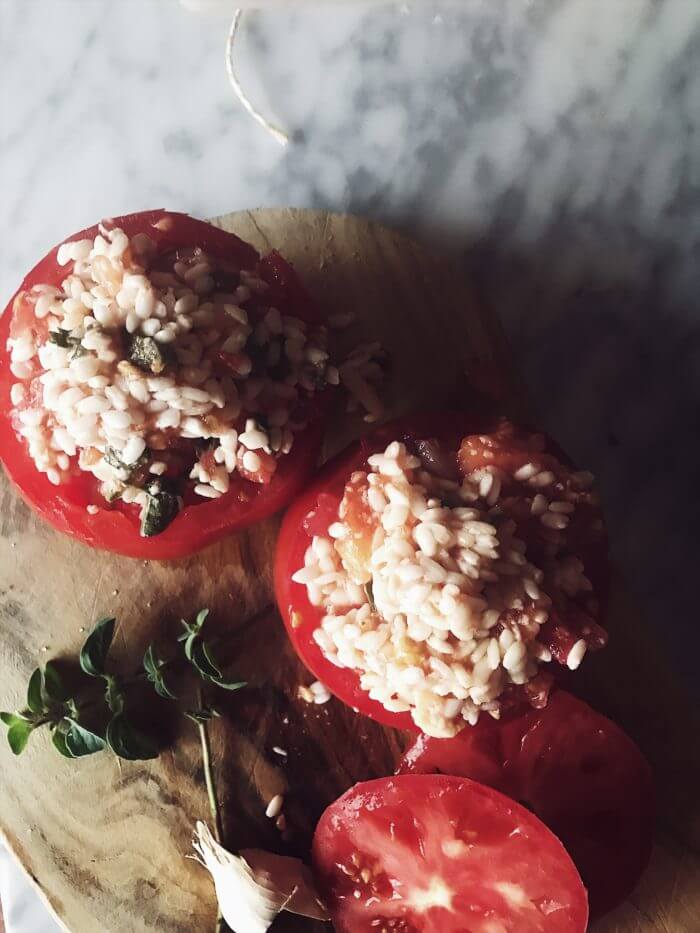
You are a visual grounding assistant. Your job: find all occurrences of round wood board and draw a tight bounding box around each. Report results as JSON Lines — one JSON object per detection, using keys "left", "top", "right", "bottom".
{"left": 0, "top": 209, "right": 698, "bottom": 933}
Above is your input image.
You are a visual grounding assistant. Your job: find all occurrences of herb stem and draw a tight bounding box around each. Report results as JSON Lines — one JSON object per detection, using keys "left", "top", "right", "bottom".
{"left": 197, "top": 688, "right": 224, "bottom": 844}
{"left": 196, "top": 687, "right": 225, "bottom": 933}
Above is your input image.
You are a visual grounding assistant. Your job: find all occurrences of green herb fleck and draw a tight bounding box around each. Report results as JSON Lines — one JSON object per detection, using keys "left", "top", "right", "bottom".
{"left": 103, "top": 446, "right": 150, "bottom": 483}
{"left": 48, "top": 328, "right": 82, "bottom": 351}
{"left": 128, "top": 335, "right": 169, "bottom": 374}
{"left": 140, "top": 486, "right": 180, "bottom": 537}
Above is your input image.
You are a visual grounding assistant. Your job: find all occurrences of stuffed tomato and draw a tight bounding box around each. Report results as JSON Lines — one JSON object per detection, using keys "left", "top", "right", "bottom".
{"left": 0, "top": 210, "right": 360, "bottom": 559}
{"left": 275, "top": 412, "right": 608, "bottom": 736}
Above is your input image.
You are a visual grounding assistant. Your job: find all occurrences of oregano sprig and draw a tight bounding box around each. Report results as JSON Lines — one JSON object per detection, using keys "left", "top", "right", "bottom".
{"left": 1, "top": 608, "right": 326, "bottom": 933}
{"left": 0, "top": 607, "right": 245, "bottom": 763}
{"left": 0, "top": 607, "right": 247, "bottom": 933}
{"left": 177, "top": 610, "right": 246, "bottom": 692}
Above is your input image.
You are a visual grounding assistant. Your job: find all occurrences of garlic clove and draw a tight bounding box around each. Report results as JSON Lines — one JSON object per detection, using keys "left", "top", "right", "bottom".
{"left": 192, "top": 822, "right": 328, "bottom": 933}
{"left": 241, "top": 849, "right": 329, "bottom": 921}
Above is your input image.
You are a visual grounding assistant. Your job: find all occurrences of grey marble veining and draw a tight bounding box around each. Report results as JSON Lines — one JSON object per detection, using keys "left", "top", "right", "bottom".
{"left": 1, "top": 0, "right": 699, "bottom": 698}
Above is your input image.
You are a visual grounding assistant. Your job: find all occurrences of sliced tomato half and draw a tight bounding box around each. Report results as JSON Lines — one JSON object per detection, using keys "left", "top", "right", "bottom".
{"left": 312, "top": 773, "right": 588, "bottom": 932}
{"left": 0, "top": 210, "right": 327, "bottom": 559}
{"left": 274, "top": 412, "right": 608, "bottom": 732}
{"left": 397, "top": 690, "right": 654, "bottom": 918}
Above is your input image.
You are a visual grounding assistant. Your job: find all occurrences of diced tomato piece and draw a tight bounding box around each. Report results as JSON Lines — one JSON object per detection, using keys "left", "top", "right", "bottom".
{"left": 335, "top": 475, "right": 376, "bottom": 585}
{"left": 237, "top": 447, "right": 277, "bottom": 484}
{"left": 302, "top": 492, "right": 342, "bottom": 538}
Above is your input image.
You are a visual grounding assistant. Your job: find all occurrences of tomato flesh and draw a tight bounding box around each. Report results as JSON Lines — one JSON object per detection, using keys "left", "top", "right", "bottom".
{"left": 397, "top": 690, "right": 654, "bottom": 918}
{"left": 274, "top": 412, "right": 608, "bottom": 732}
{"left": 312, "top": 773, "right": 588, "bottom": 932}
{"left": 0, "top": 210, "right": 327, "bottom": 559}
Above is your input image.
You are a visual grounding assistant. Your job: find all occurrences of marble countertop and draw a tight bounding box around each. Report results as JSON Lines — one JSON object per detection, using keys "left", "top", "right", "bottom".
{"left": 0, "top": 4, "right": 698, "bottom": 924}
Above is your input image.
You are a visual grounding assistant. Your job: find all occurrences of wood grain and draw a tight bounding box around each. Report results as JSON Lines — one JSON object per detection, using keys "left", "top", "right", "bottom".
{"left": 0, "top": 210, "right": 697, "bottom": 933}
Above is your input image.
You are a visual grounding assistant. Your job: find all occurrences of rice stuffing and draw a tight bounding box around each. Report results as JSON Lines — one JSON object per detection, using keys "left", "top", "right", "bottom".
{"left": 6, "top": 223, "right": 384, "bottom": 536}
{"left": 293, "top": 436, "right": 604, "bottom": 738}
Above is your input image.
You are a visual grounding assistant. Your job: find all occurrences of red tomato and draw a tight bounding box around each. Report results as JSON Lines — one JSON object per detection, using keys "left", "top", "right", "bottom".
{"left": 312, "top": 773, "right": 589, "bottom": 933}
{"left": 274, "top": 412, "right": 608, "bottom": 732}
{"left": 397, "top": 690, "right": 654, "bottom": 919}
{"left": 0, "top": 210, "right": 326, "bottom": 559}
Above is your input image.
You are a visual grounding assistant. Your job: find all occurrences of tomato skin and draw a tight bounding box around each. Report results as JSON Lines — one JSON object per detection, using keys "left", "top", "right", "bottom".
{"left": 397, "top": 690, "right": 654, "bottom": 919}
{"left": 312, "top": 773, "right": 589, "bottom": 933}
{"left": 275, "top": 411, "right": 609, "bottom": 732}
{"left": 0, "top": 210, "right": 326, "bottom": 559}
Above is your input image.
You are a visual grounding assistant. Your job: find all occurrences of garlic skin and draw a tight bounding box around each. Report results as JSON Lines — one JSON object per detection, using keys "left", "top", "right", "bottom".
{"left": 191, "top": 822, "right": 328, "bottom": 933}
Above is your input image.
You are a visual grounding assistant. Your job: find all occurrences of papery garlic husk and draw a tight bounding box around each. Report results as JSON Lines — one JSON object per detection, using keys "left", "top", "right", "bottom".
{"left": 192, "top": 822, "right": 329, "bottom": 933}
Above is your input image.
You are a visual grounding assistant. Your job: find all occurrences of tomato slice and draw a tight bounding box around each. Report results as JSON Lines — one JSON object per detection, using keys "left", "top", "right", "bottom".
{"left": 397, "top": 690, "right": 654, "bottom": 919}
{"left": 274, "top": 412, "right": 608, "bottom": 732}
{"left": 312, "top": 773, "right": 589, "bottom": 933}
{"left": 0, "top": 210, "right": 327, "bottom": 559}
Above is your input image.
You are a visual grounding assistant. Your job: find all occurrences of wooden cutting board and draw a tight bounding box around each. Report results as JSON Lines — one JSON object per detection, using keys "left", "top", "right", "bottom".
{"left": 0, "top": 209, "right": 698, "bottom": 933}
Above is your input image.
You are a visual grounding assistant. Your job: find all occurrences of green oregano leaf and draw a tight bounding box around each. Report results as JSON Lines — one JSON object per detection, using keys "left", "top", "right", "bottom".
{"left": 106, "top": 714, "right": 158, "bottom": 761}
{"left": 1, "top": 712, "right": 31, "bottom": 728}
{"left": 210, "top": 678, "right": 247, "bottom": 693}
{"left": 364, "top": 580, "right": 376, "bottom": 612}
{"left": 43, "top": 661, "right": 70, "bottom": 704}
{"left": 51, "top": 725, "right": 73, "bottom": 759}
{"left": 7, "top": 720, "right": 35, "bottom": 755}
{"left": 190, "top": 641, "right": 223, "bottom": 682}
{"left": 80, "top": 617, "right": 116, "bottom": 677}
{"left": 178, "top": 609, "right": 209, "bottom": 645}
{"left": 143, "top": 646, "right": 177, "bottom": 700}
{"left": 64, "top": 719, "right": 106, "bottom": 758}
{"left": 190, "top": 642, "right": 246, "bottom": 692}
{"left": 26, "top": 668, "right": 45, "bottom": 715}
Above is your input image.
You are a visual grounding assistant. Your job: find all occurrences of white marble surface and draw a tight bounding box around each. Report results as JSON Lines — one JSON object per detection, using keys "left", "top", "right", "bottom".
{"left": 0, "top": 0, "right": 699, "bottom": 926}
